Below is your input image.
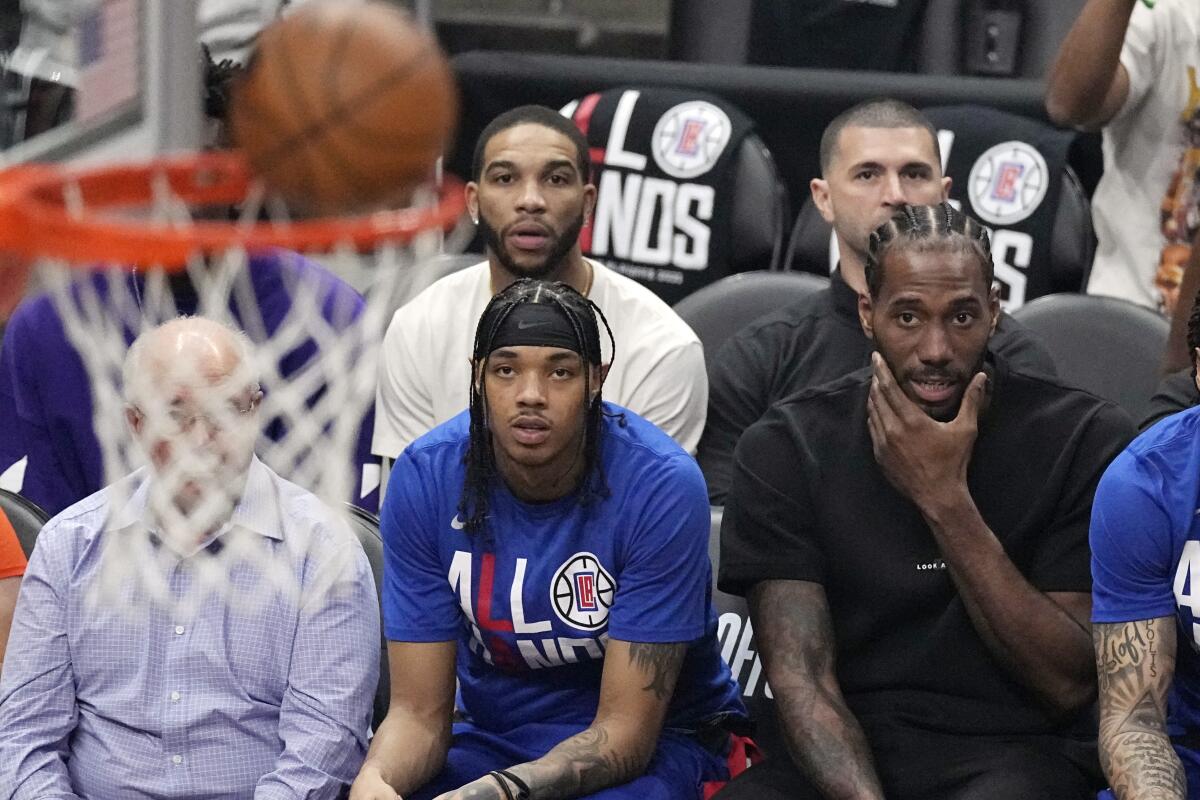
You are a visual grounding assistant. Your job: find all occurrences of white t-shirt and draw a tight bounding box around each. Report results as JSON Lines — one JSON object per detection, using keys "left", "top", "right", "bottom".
{"left": 1089, "top": 0, "right": 1200, "bottom": 311}
{"left": 373, "top": 259, "right": 708, "bottom": 457}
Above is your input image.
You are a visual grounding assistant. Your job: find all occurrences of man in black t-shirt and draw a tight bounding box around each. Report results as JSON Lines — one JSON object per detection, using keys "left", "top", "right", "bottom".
{"left": 697, "top": 100, "right": 1055, "bottom": 503}
{"left": 714, "top": 203, "right": 1135, "bottom": 800}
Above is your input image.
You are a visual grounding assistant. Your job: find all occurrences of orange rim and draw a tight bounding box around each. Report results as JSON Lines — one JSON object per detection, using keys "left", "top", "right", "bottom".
{"left": 0, "top": 151, "right": 466, "bottom": 269}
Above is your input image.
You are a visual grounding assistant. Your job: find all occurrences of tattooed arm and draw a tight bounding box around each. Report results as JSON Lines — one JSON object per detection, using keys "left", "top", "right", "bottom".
{"left": 750, "top": 580, "right": 885, "bottom": 800}
{"left": 1095, "top": 618, "right": 1186, "bottom": 800}
{"left": 432, "top": 640, "right": 686, "bottom": 800}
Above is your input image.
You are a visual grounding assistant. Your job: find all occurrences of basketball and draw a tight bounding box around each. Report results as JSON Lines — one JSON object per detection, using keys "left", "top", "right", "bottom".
{"left": 228, "top": 0, "right": 458, "bottom": 215}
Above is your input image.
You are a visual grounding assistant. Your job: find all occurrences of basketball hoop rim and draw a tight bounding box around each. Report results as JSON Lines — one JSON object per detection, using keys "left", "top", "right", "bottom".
{"left": 0, "top": 151, "right": 466, "bottom": 269}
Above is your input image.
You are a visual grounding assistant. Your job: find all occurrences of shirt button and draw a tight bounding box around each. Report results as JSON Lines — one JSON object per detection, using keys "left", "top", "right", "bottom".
{"left": 172, "top": 755, "right": 183, "bottom": 765}
{"left": 170, "top": 691, "right": 181, "bottom": 702}
{"left": 174, "top": 625, "right": 184, "bottom": 635}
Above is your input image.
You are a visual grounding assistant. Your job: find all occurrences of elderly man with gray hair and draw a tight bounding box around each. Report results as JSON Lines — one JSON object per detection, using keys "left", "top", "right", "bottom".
{"left": 0, "top": 316, "right": 379, "bottom": 800}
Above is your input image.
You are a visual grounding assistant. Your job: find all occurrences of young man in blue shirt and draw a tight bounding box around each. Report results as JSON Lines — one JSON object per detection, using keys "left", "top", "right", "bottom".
{"left": 352, "top": 279, "right": 745, "bottom": 800}
{"left": 1090, "top": 285, "right": 1200, "bottom": 798}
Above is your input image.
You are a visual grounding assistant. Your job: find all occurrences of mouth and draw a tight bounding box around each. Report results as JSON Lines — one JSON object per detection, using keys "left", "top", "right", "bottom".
{"left": 507, "top": 222, "right": 552, "bottom": 252}
{"left": 511, "top": 416, "right": 551, "bottom": 446}
{"left": 909, "top": 375, "right": 959, "bottom": 405}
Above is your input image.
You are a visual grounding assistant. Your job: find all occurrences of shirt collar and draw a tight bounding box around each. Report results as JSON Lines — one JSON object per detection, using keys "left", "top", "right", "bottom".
{"left": 106, "top": 456, "right": 283, "bottom": 543}
{"left": 829, "top": 267, "right": 863, "bottom": 324}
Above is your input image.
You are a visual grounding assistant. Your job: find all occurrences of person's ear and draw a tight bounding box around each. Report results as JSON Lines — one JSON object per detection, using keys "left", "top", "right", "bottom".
{"left": 858, "top": 291, "right": 876, "bottom": 340}
{"left": 582, "top": 182, "right": 597, "bottom": 225}
{"left": 987, "top": 283, "right": 1001, "bottom": 336}
{"left": 941, "top": 174, "right": 952, "bottom": 199}
{"left": 811, "top": 177, "right": 834, "bottom": 224}
{"left": 465, "top": 181, "right": 479, "bottom": 225}
{"left": 125, "top": 405, "right": 143, "bottom": 436}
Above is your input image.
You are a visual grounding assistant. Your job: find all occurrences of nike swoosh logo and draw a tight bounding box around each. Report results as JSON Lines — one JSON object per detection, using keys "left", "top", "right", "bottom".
{"left": 517, "top": 321, "right": 550, "bottom": 330}
{"left": 450, "top": 515, "right": 465, "bottom": 530}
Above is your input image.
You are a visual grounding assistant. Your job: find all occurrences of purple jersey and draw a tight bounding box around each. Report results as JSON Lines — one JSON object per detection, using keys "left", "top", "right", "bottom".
{"left": 0, "top": 251, "right": 379, "bottom": 515}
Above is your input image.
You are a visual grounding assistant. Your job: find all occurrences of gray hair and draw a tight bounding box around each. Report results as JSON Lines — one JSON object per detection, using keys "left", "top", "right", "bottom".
{"left": 123, "top": 316, "right": 260, "bottom": 408}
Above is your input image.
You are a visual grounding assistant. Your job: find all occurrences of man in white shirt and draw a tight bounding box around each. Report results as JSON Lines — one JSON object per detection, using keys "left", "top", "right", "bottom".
{"left": 373, "top": 105, "right": 707, "bottom": 460}
{"left": 1047, "top": 0, "right": 1200, "bottom": 315}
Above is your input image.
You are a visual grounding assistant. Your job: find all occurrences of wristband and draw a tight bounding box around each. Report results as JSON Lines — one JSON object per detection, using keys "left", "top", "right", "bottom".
{"left": 489, "top": 769, "right": 531, "bottom": 800}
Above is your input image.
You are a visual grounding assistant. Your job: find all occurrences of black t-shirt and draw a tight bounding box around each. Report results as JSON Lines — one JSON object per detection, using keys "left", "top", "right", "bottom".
{"left": 748, "top": 0, "right": 930, "bottom": 72}
{"left": 719, "top": 357, "right": 1135, "bottom": 736}
{"left": 697, "top": 270, "right": 1058, "bottom": 504}
{"left": 1140, "top": 368, "right": 1200, "bottom": 431}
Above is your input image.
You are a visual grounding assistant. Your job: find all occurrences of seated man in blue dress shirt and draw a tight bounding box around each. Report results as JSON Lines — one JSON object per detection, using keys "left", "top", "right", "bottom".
{"left": 0, "top": 316, "right": 379, "bottom": 800}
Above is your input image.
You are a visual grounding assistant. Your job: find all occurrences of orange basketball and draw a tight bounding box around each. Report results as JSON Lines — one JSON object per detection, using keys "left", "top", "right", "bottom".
{"left": 229, "top": 1, "right": 458, "bottom": 215}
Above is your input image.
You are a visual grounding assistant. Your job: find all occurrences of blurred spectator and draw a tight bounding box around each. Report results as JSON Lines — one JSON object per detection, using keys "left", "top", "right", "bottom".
{"left": 1046, "top": 0, "right": 1200, "bottom": 315}
{"left": 0, "top": 506, "right": 24, "bottom": 674}
{"left": 1141, "top": 283, "right": 1200, "bottom": 431}
{"left": 748, "top": 0, "right": 930, "bottom": 71}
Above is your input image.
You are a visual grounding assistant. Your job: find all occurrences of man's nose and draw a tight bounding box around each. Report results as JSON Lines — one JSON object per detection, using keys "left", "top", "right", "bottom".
{"left": 881, "top": 172, "right": 906, "bottom": 206}
{"left": 516, "top": 177, "right": 547, "bottom": 213}
{"left": 515, "top": 373, "right": 547, "bottom": 406}
{"left": 917, "top": 323, "right": 953, "bottom": 365}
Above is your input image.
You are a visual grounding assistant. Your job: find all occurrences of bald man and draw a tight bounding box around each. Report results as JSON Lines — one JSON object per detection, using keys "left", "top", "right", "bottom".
{"left": 0, "top": 317, "right": 380, "bottom": 800}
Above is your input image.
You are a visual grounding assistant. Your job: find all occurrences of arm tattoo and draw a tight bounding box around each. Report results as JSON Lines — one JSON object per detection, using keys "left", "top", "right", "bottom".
{"left": 508, "top": 725, "right": 642, "bottom": 800}
{"left": 627, "top": 642, "right": 686, "bottom": 701}
{"left": 750, "top": 581, "right": 885, "bottom": 800}
{"left": 1095, "top": 620, "right": 1186, "bottom": 800}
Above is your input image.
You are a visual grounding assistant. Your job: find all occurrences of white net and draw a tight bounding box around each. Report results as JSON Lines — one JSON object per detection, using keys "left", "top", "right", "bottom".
{"left": 13, "top": 159, "right": 466, "bottom": 617}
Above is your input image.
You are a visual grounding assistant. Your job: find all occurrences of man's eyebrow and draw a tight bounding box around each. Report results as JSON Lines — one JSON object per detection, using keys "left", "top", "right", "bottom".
{"left": 489, "top": 348, "right": 519, "bottom": 359}
{"left": 542, "top": 158, "right": 579, "bottom": 175}
{"left": 484, "top": 160, "right": 517, "bottom": 174}
{"left": 545, "top": 351, "right": 580, "bottom": 363}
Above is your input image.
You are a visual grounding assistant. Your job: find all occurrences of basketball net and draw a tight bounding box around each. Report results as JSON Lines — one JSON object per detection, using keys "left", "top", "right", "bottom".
{"left": 0, "top": 152, "right": 466, "bottom": 617}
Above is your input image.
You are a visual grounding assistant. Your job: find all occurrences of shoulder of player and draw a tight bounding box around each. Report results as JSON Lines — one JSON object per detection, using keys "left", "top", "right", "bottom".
{"left": 396, "top": 410, "right": 472, "bottom": 468}
{"left": 601, "top": 404, "right": 704, "bottom": 476}
{"left": 386, "top": 261, "right": 488, "bottom": 332}
{"left": 588, "top": 261, "right": 698, "bottom": 343}
{"left": 998, "top": 363, "right": 1132, "bottom": 428}
{"left": 1117, "top": 403, "right": 1200, "bottom": 471}
{"left": 770, "top": 366, "right": 869, "bottom": 417}
{"left": 712, "top": 288, "right": 835, "bottom": 361}
{"left": 733, "top": 369, "right": 865, "bottom": 460}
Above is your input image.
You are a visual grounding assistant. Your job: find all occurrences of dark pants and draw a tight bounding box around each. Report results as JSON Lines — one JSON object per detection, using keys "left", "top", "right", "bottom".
{"left": 712, "top": 720, "right": 1102, "bottom": 800}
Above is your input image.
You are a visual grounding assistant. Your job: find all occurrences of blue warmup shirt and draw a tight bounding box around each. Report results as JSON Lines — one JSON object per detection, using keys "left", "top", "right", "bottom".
{"left": 1092, "top": 404, "right": 1200, "bottom": 773}
{"left": 381, "top": 403, "right": 746, "bottom": 734}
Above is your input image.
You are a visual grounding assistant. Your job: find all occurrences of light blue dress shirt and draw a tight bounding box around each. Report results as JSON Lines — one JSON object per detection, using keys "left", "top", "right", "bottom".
{"left": 0, "top": 457, "right": 379, "bottom": 799}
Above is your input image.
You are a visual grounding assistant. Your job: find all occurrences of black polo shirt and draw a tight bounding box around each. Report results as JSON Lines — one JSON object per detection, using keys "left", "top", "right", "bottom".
{"left": 698, "top": 270, "right": 1057, "bottom": 504}
{"left": 719, "top": 357, "right": 1134, "bottom": 736}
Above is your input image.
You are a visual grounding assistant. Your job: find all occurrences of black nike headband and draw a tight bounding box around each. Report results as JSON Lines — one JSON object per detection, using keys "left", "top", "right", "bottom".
{"left": 482, "top": 299, "right": 602, "bottom": 365}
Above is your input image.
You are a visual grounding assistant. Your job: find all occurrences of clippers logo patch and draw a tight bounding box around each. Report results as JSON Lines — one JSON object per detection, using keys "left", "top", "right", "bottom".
{"left": 551, "top": 552, "right": 616, "bottom": 630}
{"left": 967, "top": 140, "right": 1049, "bottom": 226}
{"left": 651, "top": 101, "right": 732, "bottom": 179}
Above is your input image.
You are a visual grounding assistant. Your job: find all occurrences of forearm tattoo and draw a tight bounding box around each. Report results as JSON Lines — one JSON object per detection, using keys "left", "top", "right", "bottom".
{"left": 508, "top": 725, "right": 642, "bottom": 800}
{"left": 1095, "top": 620, "right": 1186, "bottom": 800}
{"left": 494, "top": 642, "right": 684, "bottom": 799}
{"left": 628, "top": 641, "right": 686, "bottom": 701}
{"left": 750, "top": 581, "right": 885, "bottom": 800}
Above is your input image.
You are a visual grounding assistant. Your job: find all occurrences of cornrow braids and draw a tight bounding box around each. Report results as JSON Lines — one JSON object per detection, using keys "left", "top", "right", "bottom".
{"left": 865, "top": 202, "right": 994, "bottom": 298}
{"left": 458, "top": 279, "right": 617, "bottom": 535}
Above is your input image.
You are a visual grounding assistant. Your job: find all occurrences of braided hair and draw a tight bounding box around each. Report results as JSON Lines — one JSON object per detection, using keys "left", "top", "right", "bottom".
{"left": 458, "top": 279, "right": 617, "bottom": 535}
{"left": 864, "top": 202, "right": 994, "bottom": 299}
